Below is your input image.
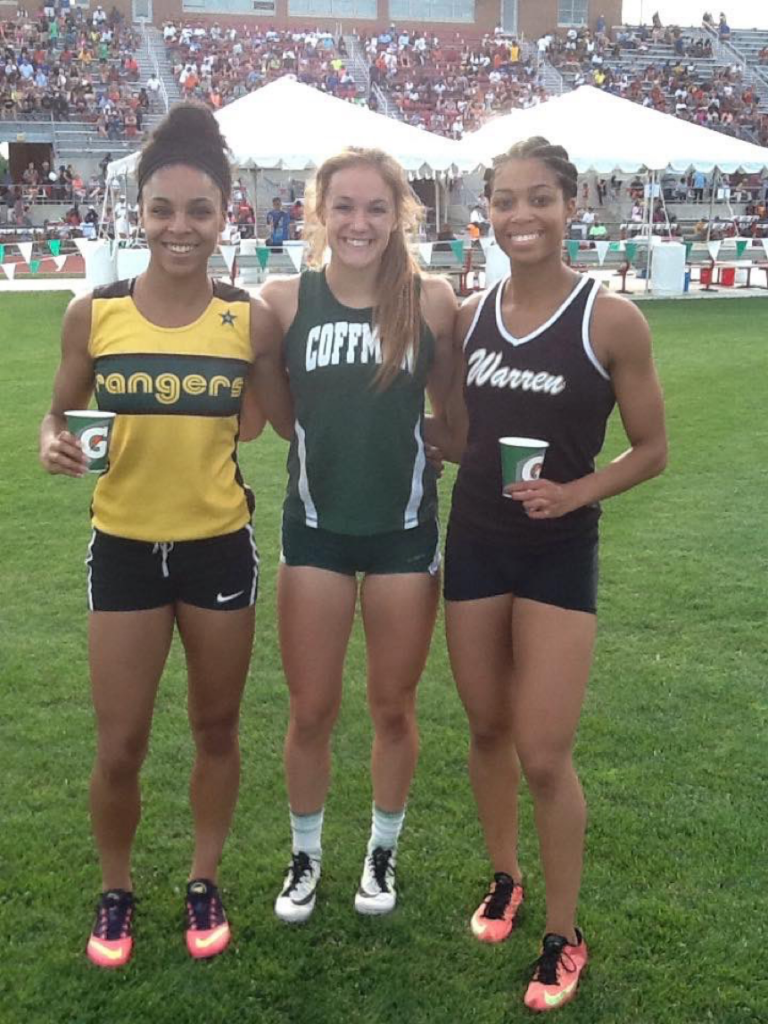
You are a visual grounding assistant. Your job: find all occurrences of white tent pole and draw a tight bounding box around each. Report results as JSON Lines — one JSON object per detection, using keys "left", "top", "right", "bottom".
{"left": 644, "top": 169, "right": 655, "bottom": 294}
{"left": 658, "top": 175, "right": 672, "bottom": 239}
{"left": 434, "top": 176, "right": 441, "bottom": 238}
{"left": 706, "top": 168, "right": 718, "bottom": 242}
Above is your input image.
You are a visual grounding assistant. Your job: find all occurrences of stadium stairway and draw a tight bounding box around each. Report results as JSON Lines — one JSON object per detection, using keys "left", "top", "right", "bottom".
{"left": 50, "top": 24, "right": 171, "bottom": 160}
{"left": 341, "top": 34, "right": 371, "bottom": 100}
{"left": 141, "top": 23, "right": 182, "bottom": 110}
{"left": 538, "top": 55, "right": 566, "bottom": 97}
{"left": 699, "top": 22, "right": 768, "bottom": 118}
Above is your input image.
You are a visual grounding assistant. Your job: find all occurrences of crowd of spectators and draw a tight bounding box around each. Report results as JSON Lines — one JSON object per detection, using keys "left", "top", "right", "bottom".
{"left": 0, "top": 4, "right": 146, "bottom": 140}
{"left": 136, "top": 16, "right": 768, "bottom": 148}
{"left": 164, "top": 22, "right": 360, "bottom": 111}
{"left": 362, "top": 26, "right": 545, "bottom": 138}
{"left": 539, "top": 18, "right": 768, "bottom": 146}
{"left": 0, "top": 148, "right": 114, "bottom": 237}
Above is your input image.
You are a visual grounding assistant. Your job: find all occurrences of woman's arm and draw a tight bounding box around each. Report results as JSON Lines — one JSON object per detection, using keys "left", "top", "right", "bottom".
{"left": 508, "top": 291, "right": 667, "bottom": 519}
{"left": 39, "top": 293, "right": 95, "bottom": 477}
{"left": 422, "top": 273, "right": 458, "bottom": 420}
{"left": 243, "top": 286, "right": 295, "bottom": 442}
{"left": 424, "top": 289, "right": 478, "bottom": 463}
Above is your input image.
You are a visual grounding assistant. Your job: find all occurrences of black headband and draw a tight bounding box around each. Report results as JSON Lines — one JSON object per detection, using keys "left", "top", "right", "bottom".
{"left": 137, "top": 149, "right": 229, "bottom": 200}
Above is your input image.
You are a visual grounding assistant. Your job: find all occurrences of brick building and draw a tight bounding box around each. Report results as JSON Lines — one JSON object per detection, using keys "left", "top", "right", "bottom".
{"left": 48, "top": 0, "right": 623, "bottom": 37}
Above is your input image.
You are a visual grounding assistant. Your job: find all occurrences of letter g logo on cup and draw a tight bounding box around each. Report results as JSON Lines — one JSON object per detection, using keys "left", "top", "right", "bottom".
{"left": 519, "top": 455, "right": 544, "bottom": 482}
{"left": 80, "top": 425, "right": 108, "bottom": 459}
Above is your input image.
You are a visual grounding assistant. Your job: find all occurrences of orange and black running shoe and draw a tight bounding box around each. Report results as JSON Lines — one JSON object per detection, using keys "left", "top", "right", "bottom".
{"left": 185, "top": 879, "right": 231, "bottom": 959}
{"left": 524, "top": 929, "right": 588, "bottom": 1012}
{"left": 86, "top": 889, "right": 135, "bottom": 968}
{"left": 471, "top": 872, "right": 524, "bottom": 943}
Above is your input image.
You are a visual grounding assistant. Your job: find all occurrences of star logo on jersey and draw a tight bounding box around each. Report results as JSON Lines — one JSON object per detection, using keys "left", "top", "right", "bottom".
{"left": 220, "top": 310, "right": 236, "bottom": 327}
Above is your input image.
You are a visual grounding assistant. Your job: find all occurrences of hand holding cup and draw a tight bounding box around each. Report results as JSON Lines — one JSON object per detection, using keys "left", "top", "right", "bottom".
{"left": 41, "top": 427, "right": 91, "bottom": 477}
{"left": 61, "top": 410, "right": 116, "bottom": 475}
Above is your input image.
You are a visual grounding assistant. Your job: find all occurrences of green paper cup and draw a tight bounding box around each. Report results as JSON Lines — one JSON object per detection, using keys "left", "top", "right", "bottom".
{"left": 499, "top": 436, "right": 549, "bottom": 495}
{"left": 65, "top": 410, "right": 116, "bottom": 474}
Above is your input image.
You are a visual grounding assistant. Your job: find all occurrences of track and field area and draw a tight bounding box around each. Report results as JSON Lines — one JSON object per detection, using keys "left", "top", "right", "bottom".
{"left": 0, "top": 293, "right": 765, "bottom": 1024}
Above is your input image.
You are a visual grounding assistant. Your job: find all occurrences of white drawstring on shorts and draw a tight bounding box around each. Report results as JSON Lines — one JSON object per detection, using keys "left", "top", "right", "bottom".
{"left": 152, "top": 541, "right": 174, "bottom": 578}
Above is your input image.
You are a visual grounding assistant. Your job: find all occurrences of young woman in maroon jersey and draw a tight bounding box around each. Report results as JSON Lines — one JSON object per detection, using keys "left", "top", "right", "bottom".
{"left": 437, "top": 137, "right": 667, "bottom": 1012}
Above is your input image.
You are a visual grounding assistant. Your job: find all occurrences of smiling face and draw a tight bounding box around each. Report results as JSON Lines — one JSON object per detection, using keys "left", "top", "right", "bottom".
{"left": 321, "top": 163, "right": 398, "bottom": 272}
{"left": 139, "top": 163, "right": 225, "bottom": 277}
{"left": 490, "top": 157, "right": 576, "bottom": 265}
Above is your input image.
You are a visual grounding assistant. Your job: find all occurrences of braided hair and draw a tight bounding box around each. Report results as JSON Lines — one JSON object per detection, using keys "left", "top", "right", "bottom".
{"left": 485, "top": 137, "right": 579, "bottom": 200}
{"left": 137, "top": 102, "right": 232, "bottom": 208}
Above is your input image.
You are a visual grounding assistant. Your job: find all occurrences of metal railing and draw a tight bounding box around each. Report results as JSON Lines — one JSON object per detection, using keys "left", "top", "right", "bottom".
{"left": 141, "top": 22, "right": 170, "bottom": 114}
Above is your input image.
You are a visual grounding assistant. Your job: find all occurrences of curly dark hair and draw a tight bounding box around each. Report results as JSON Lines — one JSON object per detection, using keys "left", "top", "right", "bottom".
{"left": 137, "top": 101, "right": 232, "bottom": 207}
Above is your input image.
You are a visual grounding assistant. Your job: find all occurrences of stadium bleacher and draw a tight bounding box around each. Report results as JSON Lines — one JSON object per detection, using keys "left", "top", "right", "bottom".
{"left": 2, "top": 9, "right": 766, "bottom": 251}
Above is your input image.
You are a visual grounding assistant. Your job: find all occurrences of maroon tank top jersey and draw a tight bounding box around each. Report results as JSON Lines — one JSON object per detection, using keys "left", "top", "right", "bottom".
{"left": 450, "top": 275, "right": 616, "bottom": 545}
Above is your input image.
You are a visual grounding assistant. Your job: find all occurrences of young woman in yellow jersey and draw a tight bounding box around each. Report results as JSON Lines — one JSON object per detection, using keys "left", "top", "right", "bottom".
{"left": 39, "top": 104, "right": 291, "bottom": 968}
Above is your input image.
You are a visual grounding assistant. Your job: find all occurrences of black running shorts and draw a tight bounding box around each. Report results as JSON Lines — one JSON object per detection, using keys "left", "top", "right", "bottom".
{"left": 86, "top": 526, "right": 260, "bottom": 612}
{"left": 443, "top": 522, "right": 599, "bottom": 613}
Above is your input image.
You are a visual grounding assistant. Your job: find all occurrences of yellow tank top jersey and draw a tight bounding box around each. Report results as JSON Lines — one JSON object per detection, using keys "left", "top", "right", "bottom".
{"left": 89, "top": 278, "right": 253, "bottom": 542}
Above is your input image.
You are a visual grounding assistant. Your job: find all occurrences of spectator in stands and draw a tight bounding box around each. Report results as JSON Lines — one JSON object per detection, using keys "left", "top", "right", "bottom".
{"left": 146, "top": 72, "right": 161, "bottom": 109}
{"left": 718, "top": 14, "right": 731, "bottom": 41}
{"left": 469, "top": 196, "right": 490, "bottom": 237}
{"left": 289, "top": 198, "right": 304, "bottom": 240}
{"left": 266, "top": 196, "right": 291, "bottom": 247}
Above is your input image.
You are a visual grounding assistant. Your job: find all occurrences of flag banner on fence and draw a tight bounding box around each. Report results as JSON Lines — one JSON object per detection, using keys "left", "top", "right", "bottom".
{"left": 609, "top": 241, "right": 621, "bottom": 252}
{"left": 219, "top": 244, "right": 238, "bottom": 274}
{"left": 685, "top": 242, "right": 693, "bottom": 259}
{"left": 566, "top": 239, "right": 580, "bottom": 262}
{"left": 18, "top": 242, "right": 33, "bottom": 265}
{"left": 29, "top": 260, "right": 41, "bottom": 274}
{"left": 0, "top": 245, "right": 4, "bottom": 264}
{"left": 285, "top": 245, "right": 303, "bottom": 273}
{"left": 418, "top": 243, "right": 433, "bottom": 265}
{"left": 707, "top": 240, "right": 722, "bottom": 262}
{"left": 595, "top": 241, "right": 610, "bottom": 266}
{"left": 450, "top": 240, "right": 464, "bottom": 263}
{"left": 53, "top": 255, "right": 68, "bottom": 272}
{"left": 256, "top": 246, "right": 270, "bottom": 270}
{"left": 2, "top": 262, "right": 17, "bottom": 280}
{"left": 48, "top": 240, "right": 61, "bottom": 257}
{"left": 736, "top": 240, "right": 748, "bottom": 259}
{"left": 763, "top": 239, "right": 768, "bottom": 259}
{"left": 625, "top": 242, "right": 638, "bottom": 264}
{"left": 74, "top": 237, "right": 98, "bottom": 258}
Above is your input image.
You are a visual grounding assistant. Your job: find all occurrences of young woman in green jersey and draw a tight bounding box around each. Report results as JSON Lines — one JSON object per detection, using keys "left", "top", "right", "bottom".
{"left": 256, "top": 147, "right": 457, "bottom": 921}
{"left": 39, "top": 103, "right": 292, "bottom": 968}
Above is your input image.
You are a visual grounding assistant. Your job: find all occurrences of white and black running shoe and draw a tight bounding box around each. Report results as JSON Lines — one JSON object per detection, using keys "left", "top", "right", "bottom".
{"left": 274, "top": 852, "right": 321, "bottom": 923}
{"left": 354, "top": 846, "right": 397, "bottom": 916}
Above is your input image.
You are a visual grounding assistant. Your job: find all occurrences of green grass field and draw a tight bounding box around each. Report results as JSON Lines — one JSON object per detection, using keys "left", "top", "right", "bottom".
{"left": 0, "top": 292, "right": 766, "bottom": 1024}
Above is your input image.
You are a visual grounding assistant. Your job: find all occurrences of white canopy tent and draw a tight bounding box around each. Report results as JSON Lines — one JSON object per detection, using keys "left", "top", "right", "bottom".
{"left": 457, "top": 86, "right": 768, "bottom": 292}
{"left": 456, "top": 86, "right": 768, "bottom": 174}
{"left": 106, "top": 76, "right": 474, "bottom": 182}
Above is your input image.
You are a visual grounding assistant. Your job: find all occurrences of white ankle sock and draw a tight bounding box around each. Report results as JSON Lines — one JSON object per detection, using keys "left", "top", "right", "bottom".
{"left": 289, "top": 807, "right": 324, "bottom": 861}
{"left": 368, "top": 803, "right": 406, "bottom": 854}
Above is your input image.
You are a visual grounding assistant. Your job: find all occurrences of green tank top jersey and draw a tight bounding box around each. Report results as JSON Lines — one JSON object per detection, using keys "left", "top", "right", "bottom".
{"left": 283, "top": 269, "right": 437, "bottom": 536}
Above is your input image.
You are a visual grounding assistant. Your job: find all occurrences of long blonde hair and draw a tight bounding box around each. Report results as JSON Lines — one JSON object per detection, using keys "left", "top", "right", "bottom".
{"left": 303, "top": 147, "right": 423, "bottom": 389}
